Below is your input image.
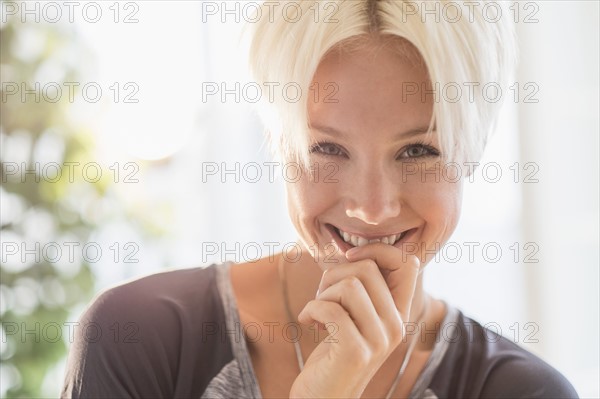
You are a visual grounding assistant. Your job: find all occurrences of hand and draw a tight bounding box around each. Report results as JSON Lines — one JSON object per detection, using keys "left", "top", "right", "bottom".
{"left": 290, "top": 243, "right": 421, "bottom": 398}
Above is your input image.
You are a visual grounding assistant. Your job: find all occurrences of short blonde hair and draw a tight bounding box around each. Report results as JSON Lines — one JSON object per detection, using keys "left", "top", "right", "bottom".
{"left": 247, "top": 0, "right": 517, "bottom": 168}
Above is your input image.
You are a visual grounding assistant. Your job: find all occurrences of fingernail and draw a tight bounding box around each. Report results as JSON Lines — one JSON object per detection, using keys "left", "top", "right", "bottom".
{"left": 345, "top": 246, "right": 359, "bottom": 259}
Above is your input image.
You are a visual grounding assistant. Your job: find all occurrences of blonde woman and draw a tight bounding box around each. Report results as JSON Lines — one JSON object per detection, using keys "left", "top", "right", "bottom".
{"left": 62, "top": 1, "right": 578, "bottom": 398}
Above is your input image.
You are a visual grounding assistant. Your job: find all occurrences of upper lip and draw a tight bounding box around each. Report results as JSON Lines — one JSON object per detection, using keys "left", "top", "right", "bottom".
{"left": 327, "top": 223, "right": 412, "bottom": 240}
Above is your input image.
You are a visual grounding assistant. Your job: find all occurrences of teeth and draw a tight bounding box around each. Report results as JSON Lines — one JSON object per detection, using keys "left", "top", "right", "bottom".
{"left": 337, "top": 228, "right": 402, "bottom": 247}
{"left": 342, "top": 231, "right": 351, "bottom": 242}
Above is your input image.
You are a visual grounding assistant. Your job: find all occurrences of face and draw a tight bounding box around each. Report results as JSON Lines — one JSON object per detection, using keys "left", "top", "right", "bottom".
{"left": 285, "top": 38, "right": 464, "bottom": 271}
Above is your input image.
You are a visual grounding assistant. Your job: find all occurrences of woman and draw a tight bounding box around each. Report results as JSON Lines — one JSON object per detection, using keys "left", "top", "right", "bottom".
{"left": 62, "top": 1, "right": 579, "bottom": 398}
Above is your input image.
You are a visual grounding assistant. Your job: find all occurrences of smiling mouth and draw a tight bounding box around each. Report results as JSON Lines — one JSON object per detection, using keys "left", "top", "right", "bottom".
{"left": 325, "top": 224, "right": 416, "bottom": 250}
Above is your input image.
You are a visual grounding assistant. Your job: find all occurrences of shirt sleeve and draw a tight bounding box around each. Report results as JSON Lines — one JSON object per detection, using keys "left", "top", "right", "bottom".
{"left": 60, "top": 265, "right": 234, "bottom": 399}
{"left": 427, "top": 310, "right": 580, "bottom": 398}
{"left": 479, "top": 353, "right": 579, "bottom": 398}
{"left": 60, "top": 285, "right": 174, "bottom": 398}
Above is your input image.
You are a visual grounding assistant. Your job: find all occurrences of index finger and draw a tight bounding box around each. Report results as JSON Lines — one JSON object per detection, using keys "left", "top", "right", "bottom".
{"left": 344, "top": 243, "right": 421, "bottom": 323}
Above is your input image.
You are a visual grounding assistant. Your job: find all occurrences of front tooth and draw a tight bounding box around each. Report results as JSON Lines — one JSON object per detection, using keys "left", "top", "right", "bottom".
{"left": 342, "top": 231, "right": 351, "bottom": 242}
{"left": 338, "top": 228, "right": 402, "bottom": 247}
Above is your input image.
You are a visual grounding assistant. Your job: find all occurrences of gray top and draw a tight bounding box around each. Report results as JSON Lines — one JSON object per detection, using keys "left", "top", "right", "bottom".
{"left": 61, "top": 261, "right": 579, "bottom": 398}
{"left": 203, "top": 261, "right": 457, "bottom": 399}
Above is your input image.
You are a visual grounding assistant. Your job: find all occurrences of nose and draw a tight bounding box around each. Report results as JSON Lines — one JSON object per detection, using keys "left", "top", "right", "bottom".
{"left": 344, "top": 163, "right": 402, "bottom": 225}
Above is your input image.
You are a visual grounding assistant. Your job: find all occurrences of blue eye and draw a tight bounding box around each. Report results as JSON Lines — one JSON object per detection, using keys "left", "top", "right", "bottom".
{"left": 399, "top": 142, "right": 440, "bottom": 159}
{"left": 309, "top": 140, "right": 440, "bottom": 159}
{"left": 309, "top": 141, "right": 345, "bottom": 157}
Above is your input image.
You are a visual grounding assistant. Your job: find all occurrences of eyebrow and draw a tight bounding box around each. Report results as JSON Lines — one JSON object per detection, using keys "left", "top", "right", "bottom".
{"left": 309, "top": 124, "right": 435, "bottom": 140}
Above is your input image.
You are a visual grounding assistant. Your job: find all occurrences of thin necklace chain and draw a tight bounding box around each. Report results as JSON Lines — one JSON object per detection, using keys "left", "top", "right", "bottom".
{"left": 277, "top": 254, "right": 429, "bottom": 399}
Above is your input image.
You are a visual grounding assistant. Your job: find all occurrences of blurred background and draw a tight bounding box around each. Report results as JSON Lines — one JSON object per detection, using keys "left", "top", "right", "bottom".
{"left": 0, "top": 1, "right": 598, "bottom": 397}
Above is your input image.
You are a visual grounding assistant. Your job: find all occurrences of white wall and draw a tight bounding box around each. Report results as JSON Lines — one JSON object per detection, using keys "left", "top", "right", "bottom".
{"left": 516, "top": 2, "right": 599, "bottom": 395}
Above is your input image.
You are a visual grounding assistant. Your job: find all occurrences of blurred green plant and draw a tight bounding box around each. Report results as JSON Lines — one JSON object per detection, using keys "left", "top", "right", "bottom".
{"left": 1, "top": 15, "right": 121, "bottom": 398}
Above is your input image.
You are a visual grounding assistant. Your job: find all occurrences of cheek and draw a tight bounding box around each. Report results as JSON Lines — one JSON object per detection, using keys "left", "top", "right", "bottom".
{"left": 408, "top": 178, "right": 463, "bottom": 228}
{"left": 285, "top": 171, "right": 339, "bottom": 223}
{"left": 285, "top": 173, "right": 343, "bottom": 264}
{"left": 403, "top": 179, "right": 463, "bottom": 266}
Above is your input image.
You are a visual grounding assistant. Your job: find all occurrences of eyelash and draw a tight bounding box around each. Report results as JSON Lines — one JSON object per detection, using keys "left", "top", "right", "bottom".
{"left": 308, "top": 140, "right": 441, "bottom": 159}
{"left": 308, "top": 141, "right": 345, "bottom": 157}
{"left": 401, "top": 140, "right": 441, "bottom": 159}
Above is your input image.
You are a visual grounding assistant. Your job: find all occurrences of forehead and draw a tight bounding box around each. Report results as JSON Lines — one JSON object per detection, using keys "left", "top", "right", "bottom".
{"left": 308, "top": 37, "right": 433, "bottom": 135}
{"left": 326, "top": 35, "right": 426, "bottom": 69}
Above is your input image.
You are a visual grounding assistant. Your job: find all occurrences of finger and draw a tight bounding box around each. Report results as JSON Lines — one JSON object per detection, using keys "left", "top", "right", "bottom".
{"left": 297, "top": 299, "right": 363, "bottom": 344}
{"left": 316, "top": 276, "right": 387, "bottom": 346}
{"left": 343, "top": 243, "right": 421, "bottom": 323}
{"left": 317, "top": 260, "right": 400, "bottom": 326}
{"left": 345, "top": 242, "right": 420, "bottom": 273}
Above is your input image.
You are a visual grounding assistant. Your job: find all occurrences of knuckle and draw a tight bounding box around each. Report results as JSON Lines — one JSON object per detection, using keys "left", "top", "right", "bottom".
{"left": 320, "top": 268, "right": 333, "bottom": 286}
{"left": 356, "top": 346, "right": 373, "bottom": 366}
{"left": 361, "top": 259, "right": 378, "bottom": 271}
{"left": 342, "top": 275, "right": 362, "bottom": 291}
{"left": 308, "top": 298, "right": 320, "bottom": 307}
{"left": 406, "top": 255, "right": 420, "bottom": 271}
{"left": 372, "top": 336, "right": 390, "bottom": 357}
{"left": 355, "top": 265, "right": 378, "bottom": 286}
{"left": 391, "top": 316, "right": 404, "bottom": 334}
{"left": 389, "top": 320, "right": 405, "bottom": 344}
{"left": 327, "top": 302, "right": 348, "bottom": 320}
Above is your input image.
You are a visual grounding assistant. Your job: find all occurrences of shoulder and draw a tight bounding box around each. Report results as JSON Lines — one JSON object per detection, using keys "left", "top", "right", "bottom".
{"left": 84, "top": 264, "right": 222, "bottom": 324}
{"left": 62, "top": 264, "right": 234, "bottom": 398}
{"left": 76, "top": 264, "right": 226, "bottom": 344}
{"left": 429, "top": 305, "right": 579, "bottom": 398}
